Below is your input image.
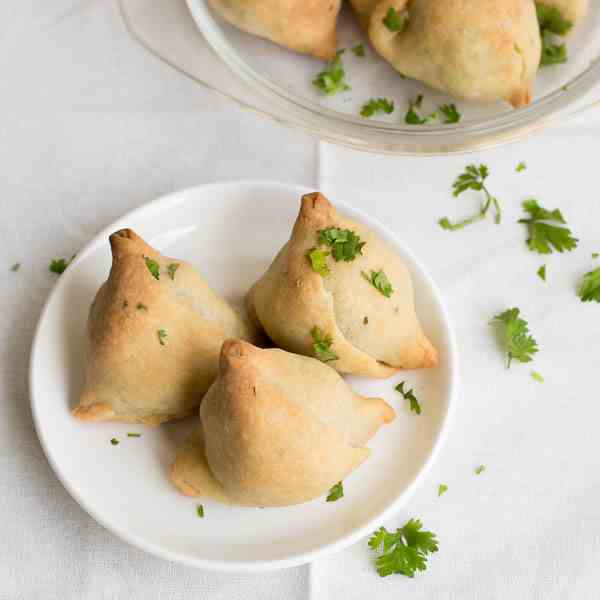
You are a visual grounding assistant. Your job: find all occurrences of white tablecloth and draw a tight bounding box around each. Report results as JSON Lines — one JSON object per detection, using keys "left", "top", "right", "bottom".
{"left": 2, "top": 1, "right": 600, "bottom": 598}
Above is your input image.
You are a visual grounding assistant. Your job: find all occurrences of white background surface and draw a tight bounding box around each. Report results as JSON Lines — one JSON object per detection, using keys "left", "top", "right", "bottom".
{"left": 2, "top": 1, "right": 600, "bottom": 598}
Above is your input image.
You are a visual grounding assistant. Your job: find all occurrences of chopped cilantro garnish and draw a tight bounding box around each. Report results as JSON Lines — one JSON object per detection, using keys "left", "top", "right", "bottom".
{"left": 110, "top": 438, "right": 119, "bottom": 446}
{"left": 360, "top": 98, "right": 395, "bottom": 118}
{"left": 136, "top": 302, "right": 148, "bottom": 311}
{"left": 578, "top": 266, "right": 600, "bottom": 303}
{"left": 326, "top": 481, "right": 344, "bottom": 502}
{"left": 307, "top": 247, "right": 330, "bottom": 277}
{"left": 492, "top": 308, "right": 539, "bottom": 368}
{"left": 197, "top": 504, "right": 204, "bottom": 518}
{"left": 127, "top": 432, "right": 141, "bottom": 437}
{"left": 475, "top": 464, "right": 486, "bottom": 475}
{"left": 395, "top": 381, "right": 421, "bottom": 414}
{"left": 49, "top": 255, "right": 75, "bottom": 275}
{"left": 531, "top": 371, "right": 544, "bottom": 383}
{"left": 439, "top": 103, "right": 461, "bottom": 124}
{"left": 516, "top": 161, "right": 527, "bottom": 172}
{"left": 311, "top": 326, "right": 338, "bottom": 362}
{"left": 368, "top": 519, "right": 438, "bottom": 578}
{"left": 362, "top": 269, "right": 394, "bottom": 297}
{"left": 10, "top": 262, "right": 20, "bottom": 272}
{"left": 167, "top": 262, "right": 180, "bottom": 280}
{"left": 383, "top": 7, "right": 409, "bottom": 32}
{"left": 438, "top": 484, "right": 448, "bottom": 497}
{"left": 439, "top": 164, "right": 501, "bottom": 231}
{"left": 313, "top": 50, "right": 350, "bottom": 96}
{"left": 519, "top": 199, "right": 578, "bottom": 254}
{"left": 537, "top": 265, "right": 546, "bottom": 282}
{"left": 352, "top": 43, "right": 365, "bottom": 57}
{"left": 157, "top": 329, "right": 168, "bottom": 346}
{"left": 144, "top": 256, "right": 160, "bottom": 280}
{"left": 318, "top": 227, "right": 365, "bottom": 262}
{"left": 537, "top": 4, "right": 572, "bottom": 66}
{"left": 593, "top": 253, "right": 599, "bottom": 259}
{"left": 405, "top": 95, "right": 437, "bottom": 125}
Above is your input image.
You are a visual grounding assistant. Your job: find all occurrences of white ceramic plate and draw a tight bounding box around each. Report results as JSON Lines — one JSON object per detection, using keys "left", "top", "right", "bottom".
{"left": 30, "top": 181, "right": 457, "bottom": 572}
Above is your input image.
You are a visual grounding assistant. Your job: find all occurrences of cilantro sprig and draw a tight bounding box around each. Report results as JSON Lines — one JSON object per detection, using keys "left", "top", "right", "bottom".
{"left": 362, "top": 269, "right": 394, "bottom": 298}
{"left": 537, "top": 4, "right": 572, "bottom": 66}
{"left": 360, "top": 98, "right": 395, "bottom": 118}
{"left": 405, "top": 95, "right": 436, "bottom": 125}
{"left": 578, "top": 266, "right": 600, "bottom": 303}
{"left": 144, "top": 256, "right": 160, "bottom": 280}
{"left": 439, "top": 103, "right": 461, "bottom": 124}
{"left": 326, "top": 481, "right": 344, "bottom": 502}
{"left": 311, "top": 326, "right": 338, "bottom": 362}
{"left": 383, "top": 7, "right": 409, "bottom": 32}
{"left": 50, "top": 255, "right": 75, "bottom": 275}
{"left": 368, "top": 519, "right": 439, "bottom": 578}
{"left": 313, "top": 50, "right": 350, "bottom": 96}
{"left": 318, "top": 228, "right": 365, "bottom": 262}
{"left": 519, "top": 199, "right": 578, "bottom": 254}
{"left": 492, "top": 308, "right": 539, "bottom": 368}
{"left": 439, "top": 164, "right": 501, "bottom": 231}
{"left": 395, "top": 381, "right": 421, "bottom": 414}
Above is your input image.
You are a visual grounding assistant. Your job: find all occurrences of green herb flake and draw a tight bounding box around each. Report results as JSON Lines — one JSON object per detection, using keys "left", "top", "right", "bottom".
{"left": 144, "top": 256, "right": 160, "bottom": 280}
{"left": 439, "top": 164, "right": 501, "bottom": 231}
{"left": 136, "top": 302, "right": 148, "bottom": 311}
{"left": 360, "top": 98, "right": 395, "bottom": 118}
{"left": 537, "top": 265, "right": 546, "bottom": 282}
{"left": 439, "top": 103, "right": 461, "bottom": 124}
{"left": 196, "top": 504, "right": 204, "bottom": 518}
{"left": 318, "top": 227, "right": 365, "bottom": 262}
{"left": 492, "top": 308, "right": 539, "bottom": 368}
{"left": 307, "top": 247, "right": 330, "bottom": 277}
{"left": 475, "top": 464, "right": 486, "bottom": 475}
{"left": 516, "top": 161, "right": 527, "bottom": 172}
{"left": 363, "top": 316, "right": 369, "bottom": 325}
{"left": 519, "top": 199, "right": 578, "bottom": 254}
{"left": 578, "top": 267, "right": 600, "bottom": 303}
{"left": 110, "top": 438, "right": 119, "bottom": 446}
{"left": 383, "top": 7, "right": 409, "bottom": 32}
{"left": 167, "top": 262, "right": 180, "bottom": 281}
{"left": 537, "top": 4, "right": 572, "bottom": 67}
{"left": 438, "top": 484, "right": 448, "bottom": 497}
{"left": 127, "top": 432, "right": 142, "bottom": 438}
{"left": 405, "top": 95, "right": 437, "bottom": 125}
{"left": 362, "top": 269, "right": 394, "bottom": 298}
{"left": 531, "top": 371, "right": 544, "bottom": 383}
{"left": 10, "top": 262, "right": 21, "bottom": 272}
{"left": 157, "top": 329, "right": 168, "bottom": 346}
{"left": 326, "top": 481, "right": 344, "bottom": 502}
{"left": 368, "top": 518, "right": 439, "bottom": 578}
{"left": 313, "top": 50, "right": 350, "bottom": 96}
{"left": 352, "top": 43, "right": 365, "bottom": 57}
{"left": 311, "top": 326, "right": 338, "bottom": 362}
{"left": 395, "top": 381, "right": 421, "bottom": 415}
{"left": 49, "top": 255, "right": 75, "bottom": 275}
{"left": 592, "top": 253, "right": 599, "bottom": 259}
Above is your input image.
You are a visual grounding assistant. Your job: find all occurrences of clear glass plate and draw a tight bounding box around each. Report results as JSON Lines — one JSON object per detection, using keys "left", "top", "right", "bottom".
{"left": 120, "top": 0, "right": 600, "bottom": 154}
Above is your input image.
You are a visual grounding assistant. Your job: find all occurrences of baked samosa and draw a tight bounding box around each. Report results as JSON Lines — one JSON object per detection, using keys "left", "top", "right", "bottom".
{"left": 246, "top": 192, "right": 437, "bottom": 378}
{"left": 207, "top": 0, "right": 342, "bottom": 60}
{"left": 537, "top": 0, "right": 587, "bottom": 25}
{"left": 171, "top": 339, "right": 395, "bottom": 506}
{"left": 73, "top": 229, "right": 259, "bottom": 426}
{"left": 363, "top": 0, "right": 541, "bottom": 107}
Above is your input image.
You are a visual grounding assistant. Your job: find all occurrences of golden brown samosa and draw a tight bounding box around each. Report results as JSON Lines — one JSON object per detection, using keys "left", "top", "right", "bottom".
{"left": 171, "top": 339, "right": 395, "bottom": 506}
{"left": 73, "top": 229, "right": 259, "bottom": 426}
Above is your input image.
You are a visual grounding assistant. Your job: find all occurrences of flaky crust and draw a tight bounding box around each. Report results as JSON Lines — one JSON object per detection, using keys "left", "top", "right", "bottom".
{"left": 246, "top": 192, "right": 438, "bottom": 377}
{"left": 171, "top": 339, "right": 395, "bottom": 506}
{"left": 73, "top": 229, "right": 260, "bottom": 426}
{"left": 207, "top": 0, "right": 342, "bottom": 60}
{"left": 364, "top": 0, "right": 541, "bottom": 108}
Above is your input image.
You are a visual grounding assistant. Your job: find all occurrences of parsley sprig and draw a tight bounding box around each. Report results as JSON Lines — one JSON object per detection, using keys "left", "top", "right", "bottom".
{"left": 405, "top": 95, "right": 437, "bottom": 125}
{"left": 519, "top": 199, "right": 578, "bottom": 254}
{"left": 313, "top": 50, "right": 350, "bottom": 96}
{"left": 369, "top": 519, "right": 439, "bottom": 578}
{"left": 439, "top": 164, "right": 501, "bottom": 231}
{"left": 311, "top": 327, "right": 338, "bottom": 362}
{"left": 492, "top": 308, "right": 539, "bottom": 368}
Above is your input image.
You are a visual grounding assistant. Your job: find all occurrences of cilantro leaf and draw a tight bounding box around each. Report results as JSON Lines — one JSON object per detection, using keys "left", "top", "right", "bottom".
{"left": 440, "top": 164, "right": 501, "bottom": 230}
{"left": 352, "top": 43, "right": 365, "bottom": 57}
{"left": 196, "top": 504, "right": 204, "bottom": 518}
{"left": 383, "top": 7, "right": 409, "bottom": 32}
{"left": 578, "top": 266, "right": 600, "bottom": 303}
{"left": 475, "top": 464, "right": 486, "bottom": 475}
{"left": 519, "top": 199, "right": 578, "bottom": 254}
{"left": 318, "top": 227, "right": 365, "bottom": 262}
{"left": 516, "top": 161, "right": 527, "bottom": 172}
{"left": 136, "top": 302, "right": 148, "bottom": 311}
{"left": 439, "top": 103, "right": 461, "bottom": 124}
{"left": 49, "top": 254, "right": 75, "bottom": 275}
{"left": 492, "top": 308, "right": 539, "bottom": 368}
{"left": 307, "top": 247, "right": 330, "bottom": 277}
{"left": 537, "top": 265, "right": 546, "bottom": 282}
{"left": 362, "top": 269, "right": 394, "bottom": 298}
{"left": 144, "top": 256, "right": 160, "bottom": 280}
{"left": 313, "top": 50, "right": 350, "bottom": 96}
{"left": 10, "top": 262, "right": 21, "bottom": 272}
{"left": 326, "top": 481, "right": 344, "bottom": 502}
{"left": 537, "top": 4, "right": 572, "bottom": 66}
{"left": 368, "top": 519, "right": 439, "bottom": 578}
{"left": 405, "top": 95, "right": 437, "bottom": 125}
{"left": 531, "top": 371, "right": 545, "bottom": 383}
{"left": 110, "top": 438, "right": 119, "bottom": 446}
{"left": 167, "top": 262, "right": 180, "bottom": 281}
{"left": 360, "top": 98, "right": 395, "bottom": 118}
{"left": 311, "top": 326, "right": 338, "bottom": 362}
{"left": 157, "top": 329, "right": 168, "bottom": 346}
{"left": 395, "top": 381, "right": 421, "bottom": 414}
{"left": 438, "top": 484, "right": 448, "bottom": 497}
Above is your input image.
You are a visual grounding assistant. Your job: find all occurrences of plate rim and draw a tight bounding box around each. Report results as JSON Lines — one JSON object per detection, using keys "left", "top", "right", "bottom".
{"left": 29, "top": 179, "right": 459, "bottom": 572}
